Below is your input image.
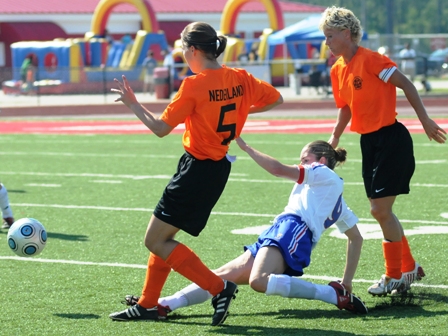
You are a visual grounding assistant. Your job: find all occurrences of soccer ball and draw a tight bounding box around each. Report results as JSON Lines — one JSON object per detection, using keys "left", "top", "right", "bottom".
{"left": 7, "top": 218, "right": 47, "bottom": 257}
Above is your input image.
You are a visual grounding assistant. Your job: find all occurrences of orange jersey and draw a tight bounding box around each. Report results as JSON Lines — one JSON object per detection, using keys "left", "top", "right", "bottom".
{"left": 161, "top": 65, "right": 280, "bottom": 160}
{"left": 330, "top": 46, "right": 398, "bottom": 134}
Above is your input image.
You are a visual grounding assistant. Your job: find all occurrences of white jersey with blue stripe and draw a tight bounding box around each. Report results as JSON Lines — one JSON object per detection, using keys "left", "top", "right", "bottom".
{"left": 278, "top": 162, "right": 358, "bottom": 243}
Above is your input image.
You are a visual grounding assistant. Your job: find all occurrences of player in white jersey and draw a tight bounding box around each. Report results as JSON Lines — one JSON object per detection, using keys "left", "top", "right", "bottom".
{"left": 121, "top": 138, "right": 368, "bottom": 316}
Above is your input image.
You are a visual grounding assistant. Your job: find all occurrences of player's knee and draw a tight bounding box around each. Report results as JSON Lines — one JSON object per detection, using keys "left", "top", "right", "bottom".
{"left": 370, "top": 205, "right": 388, "bottom": 222}
{"left": 249, "top": 275, "right": 268, "bottom": 293}
{"left": 144, "top": 235, "right": 164, "bottom": 255}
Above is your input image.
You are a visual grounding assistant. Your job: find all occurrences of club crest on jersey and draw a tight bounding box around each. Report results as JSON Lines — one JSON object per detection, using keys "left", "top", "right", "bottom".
{"left": 353, "top": 76, "right": 362, "bottom": 90}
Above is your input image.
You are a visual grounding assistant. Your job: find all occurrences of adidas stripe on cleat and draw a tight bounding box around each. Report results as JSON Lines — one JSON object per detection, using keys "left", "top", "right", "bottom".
{"left": 121, "top": 295, "right": 171, "bottom": 317}
{"left": 109, "top": 304, "right": 164, "bottom": 321}
{"left": 402, "top": 263, "right": 426, "bottom": 290}
{"left": 211, "top": 280, "right": 238, "bottom": 326}
{"left": 328, "top": 281, "right": 368, "bottom": 314}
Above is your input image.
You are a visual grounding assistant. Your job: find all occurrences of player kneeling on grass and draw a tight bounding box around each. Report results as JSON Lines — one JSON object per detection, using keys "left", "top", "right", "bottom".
{"left": 122, "top": 138, "right": 368, "bottom": 316}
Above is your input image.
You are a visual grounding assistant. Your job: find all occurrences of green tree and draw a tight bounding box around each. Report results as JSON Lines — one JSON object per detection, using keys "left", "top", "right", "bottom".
{"left": 292, "top": 0, "right": 447, "bottom": 34}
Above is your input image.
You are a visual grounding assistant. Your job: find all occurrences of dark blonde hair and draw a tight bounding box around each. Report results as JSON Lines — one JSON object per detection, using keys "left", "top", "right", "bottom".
{"left": 305, "top": 140, "right": 347, "bottom": 170}
{"left": 181, "top": 22, "right": 227, "bottom": 60}
{"left": 319, "top": 6, "right": 363, "bottom": 44}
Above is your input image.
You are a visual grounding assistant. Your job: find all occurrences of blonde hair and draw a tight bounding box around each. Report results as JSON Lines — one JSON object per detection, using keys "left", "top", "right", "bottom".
{"left": 319, "top": 6, "right": 363, "bottom": 45}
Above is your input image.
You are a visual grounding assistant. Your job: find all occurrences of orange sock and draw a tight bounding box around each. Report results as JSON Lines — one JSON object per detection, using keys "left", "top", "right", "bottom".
{"left": 138, "top": 253, "right": 171, "bottom": 308}
{"left": 401, "top": 236, "right": 416, "bottom": 273}
{"left": 165, "top": 243, "right": 224, "bottom": 296}
{"left": 383, "top": 240, "right": 403, "bottom": 280}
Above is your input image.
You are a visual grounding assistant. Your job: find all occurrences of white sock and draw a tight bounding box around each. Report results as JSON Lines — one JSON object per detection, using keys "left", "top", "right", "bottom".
{"left": 0, "top": 184, "right": 13, "bottom": 218}
{"left": 266, "top": 274, "right": 337, "bottom": 304}
{"left": 265, "top": 274, "right": 291, "bottom": 296}
{"left": 314, "top": 284, "right": 338, "bottom": 305}
{"left": 158, "top": 292, "right": 188, "bottom": 311}
{"left": 158, "top": 283, "right": 212, "bottom": 311}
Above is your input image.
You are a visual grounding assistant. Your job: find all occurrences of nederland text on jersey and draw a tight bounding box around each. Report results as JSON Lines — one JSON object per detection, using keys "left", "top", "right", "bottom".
{"left": 209, "top": 85, "right": 244, "bottom": 101}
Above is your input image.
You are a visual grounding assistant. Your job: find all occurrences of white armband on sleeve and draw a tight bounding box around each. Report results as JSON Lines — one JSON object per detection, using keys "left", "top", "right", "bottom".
{"left": 378, "top": 66, "right": 397, "bottom": 83}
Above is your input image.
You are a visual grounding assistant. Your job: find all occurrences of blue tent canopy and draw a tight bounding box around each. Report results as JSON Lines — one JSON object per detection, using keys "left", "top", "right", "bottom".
{"left": 268, "top": 15, "right": 323, "bottom": 45}
{"left": 267, "top": 15, "right": 368, "bottom": 45}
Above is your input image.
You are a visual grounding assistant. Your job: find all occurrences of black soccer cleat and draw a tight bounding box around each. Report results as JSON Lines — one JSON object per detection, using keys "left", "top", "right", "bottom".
{"left": 211, "top": 280, "right": 238, "bottom": 326}
{"left": 109, "top": 304, "right": 165, "bottom": 321}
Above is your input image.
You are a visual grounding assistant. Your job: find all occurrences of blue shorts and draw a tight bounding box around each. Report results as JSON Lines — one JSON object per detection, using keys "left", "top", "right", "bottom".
{"left": 244, "top": 214, "right": 313, "bottom": 276}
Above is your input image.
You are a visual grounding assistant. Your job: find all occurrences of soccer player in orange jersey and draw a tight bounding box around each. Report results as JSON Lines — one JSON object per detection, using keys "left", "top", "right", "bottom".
{"left": 319, "top": 6, "right": 447, "bottom": 296}
{"left": 109, "top": 22, "right": 283, "bottom": 325}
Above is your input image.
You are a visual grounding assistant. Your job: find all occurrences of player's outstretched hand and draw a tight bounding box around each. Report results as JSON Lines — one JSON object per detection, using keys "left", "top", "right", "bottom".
{"left": 111, "top": 75, "right": 139, "bottom": 108}
{"left": 421, "top": 118, "right": 447, "bottom": 144}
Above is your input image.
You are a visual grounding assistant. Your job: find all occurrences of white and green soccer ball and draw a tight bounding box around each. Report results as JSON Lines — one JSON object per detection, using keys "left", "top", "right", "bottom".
{"left": 7, "top": 218, "right": 47, "bottom": 257}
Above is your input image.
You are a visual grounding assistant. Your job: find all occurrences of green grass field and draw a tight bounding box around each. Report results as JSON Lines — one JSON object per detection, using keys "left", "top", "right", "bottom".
{"left": 0, "top": 131, "right": 447, "bottom": 336}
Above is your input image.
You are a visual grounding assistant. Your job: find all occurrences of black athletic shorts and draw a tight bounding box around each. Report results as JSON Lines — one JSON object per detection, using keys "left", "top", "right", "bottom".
{"left": 360, "top": 120, "right": 415, "bottom": 199}
{"left": 153, "top": 151, "right": 231, "bottom": 236}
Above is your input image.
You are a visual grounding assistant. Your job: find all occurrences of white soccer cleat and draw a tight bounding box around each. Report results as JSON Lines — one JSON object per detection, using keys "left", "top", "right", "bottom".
{"left": 368, "top": 274, "right": 405, "bottom": 297}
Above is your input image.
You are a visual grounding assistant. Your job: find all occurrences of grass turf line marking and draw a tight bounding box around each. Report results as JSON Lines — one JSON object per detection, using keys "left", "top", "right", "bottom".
{"left": 2, "top": 171, "right": 448, "bottom": 188}
{"left": 0, "top": 256, "right": 446, "bottom": 290}
{"left": 9, "top": 203, "right": 448, "bottom": 225}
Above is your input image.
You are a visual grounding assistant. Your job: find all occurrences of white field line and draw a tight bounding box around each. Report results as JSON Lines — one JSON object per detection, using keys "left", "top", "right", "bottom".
{"left": 1, "top": 170, "right": 448, "bottom": 188}
{"left": 0, "top": 255, "right": 446, "bottom": 290}
{"left": 9, "top": 203, "right": 448, "bottom": 225}
{"left": 0, "top": 151, "right": 446, "bottom": 165}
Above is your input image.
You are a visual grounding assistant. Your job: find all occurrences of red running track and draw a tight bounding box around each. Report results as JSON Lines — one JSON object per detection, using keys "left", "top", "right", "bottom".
{"left": 0, "top": 119, "right": 447, "bottom": 134}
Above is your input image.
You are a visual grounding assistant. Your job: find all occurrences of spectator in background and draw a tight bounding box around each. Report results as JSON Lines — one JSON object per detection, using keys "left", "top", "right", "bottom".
{"left": 161, "top": 48, "right": 175, "bottom": 93}
{"left": 142, "top": 50, "right": 158, "bottom": 95}
{"left": 20, "top": 55, "right": 36, "bottom": 93}
{"left": 238, "top": 45, "right": 249, "bottom": 65}
{"left": 248, "top": 49, "right": 259, "bottom": 63}
{"left": 20, "top": 55, "right": 33, "bottom": 83}
{"left": 420, "top": 54, "right": 431, "bottom": 93}
{"left": 324, "top": 47, "right": 337, "bottom": 94}
{"left": 294, "top": 59, "right": 303, "bottom": 74}
{"left": 399, "top": 43, "right": 416, "bottom": 82}
{"left": 308, "top": 65, "right": 323, "bottom": 95}
{"left": 102, "top": 28, "right": 114, "bottom": 45}
{"left": 121, "top": 34, "right": 133, "bottom": 45}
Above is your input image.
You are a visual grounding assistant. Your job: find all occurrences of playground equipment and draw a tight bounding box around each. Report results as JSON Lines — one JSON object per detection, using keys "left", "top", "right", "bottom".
{"left": 219, "top": 0, "right": 285, "bottom": 65}
{"left": 3, "top": 0, "right": 170, "bottom": 94}
{"left": 217, "top": 0, "right": 329, "bottom": 85}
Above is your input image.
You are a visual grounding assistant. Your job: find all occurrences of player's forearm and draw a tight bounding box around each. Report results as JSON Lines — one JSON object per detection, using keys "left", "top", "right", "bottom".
{"left": 242, "top": 145, "right": 284, "bottom": 176}
{"left": 331, "top": 106, "right": 351, "bottom": 139}
{"left": 401, "top": 82, "right": 431, "bottom": 123}
{"left": 129, "top": 103, "right": 171, "bottom": 137}
{"left": 341, "top": 236, "right": 363, "bottom": 284}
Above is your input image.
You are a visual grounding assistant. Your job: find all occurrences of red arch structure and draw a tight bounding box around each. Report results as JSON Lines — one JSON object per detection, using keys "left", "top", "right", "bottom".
{"left": 220, "top": 0, "right": 284, "bottom": 35}
{"left": 89, "top": 0, "right": 158, "bottom": 37}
